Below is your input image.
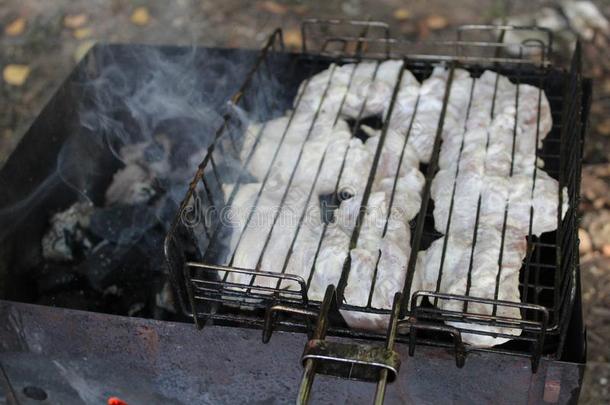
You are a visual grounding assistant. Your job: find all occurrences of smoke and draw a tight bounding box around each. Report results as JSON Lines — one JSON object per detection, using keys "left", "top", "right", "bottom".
{"left": 0, "top": 43, "right": 268, "bottom": 279}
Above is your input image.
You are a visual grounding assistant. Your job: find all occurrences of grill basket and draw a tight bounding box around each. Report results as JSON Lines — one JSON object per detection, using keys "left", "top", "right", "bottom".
{"left": 164, "top": 20, "right": 587, "bottom": 402}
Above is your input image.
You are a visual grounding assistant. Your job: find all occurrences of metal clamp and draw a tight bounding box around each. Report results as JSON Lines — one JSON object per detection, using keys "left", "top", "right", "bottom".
{"left": 401, "top": 319, "right": 466, "bottom": 368}
{"left": 262, "top": 304, "right": 317, "bottom": 343}
{"left": 408, "top": 291, "right": 549, "bottom": 372}
{"left": 297, "top": 286, "right": 403, "bottom": 405}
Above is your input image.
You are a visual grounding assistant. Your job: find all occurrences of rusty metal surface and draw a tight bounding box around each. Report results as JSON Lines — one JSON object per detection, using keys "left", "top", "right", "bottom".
{"left": 0, "top": 300, "right": 583, "bottom": 404}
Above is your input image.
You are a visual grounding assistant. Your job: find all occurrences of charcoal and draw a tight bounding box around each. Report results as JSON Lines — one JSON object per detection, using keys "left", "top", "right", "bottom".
{"left": 77, "top": 240, "right": 139, "bottom": 291}
{"left": 41, "top": 202, "right": 94, "bottom": 262}
{"left": 128, "top": 302, "right": 145, "bottom": 316}
{"left": 105, "top": 164, "right": 157, "bottom": 205}
{"left": 319, "top": 192, "right": 340, "bottom": 224}
{"left": 36, "top": 289, "right": 99, "bottom": 312}
{"left": 155, "top": 281, "right": 176, "bottom": 313}
{"left": 36, "top": 263, "right": 83, "bottom": 294}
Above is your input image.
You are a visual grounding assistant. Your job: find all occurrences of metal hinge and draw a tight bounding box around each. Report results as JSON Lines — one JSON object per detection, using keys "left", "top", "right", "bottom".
{"left": 296, "top": 286, "right": 402, "bottom": 405}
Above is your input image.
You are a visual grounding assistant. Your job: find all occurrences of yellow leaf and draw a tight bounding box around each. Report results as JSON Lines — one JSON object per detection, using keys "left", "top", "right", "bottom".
{"left": 3, "top": 64, "right": 30, "bottom": 86}
{"left": 74, "top": 40, "right": 96, "bottom": 62}
{"left": 293, "top": 5, "right": 309, "bottom": 15}
{"left": 426, "top": 15, "right": 448, "bottom": 30}
{"left": 259, "top": 1, "right": 288, "bottom": 15}
{"left": 73, "top": 27, "right": 92, "bottom": 39}
{"left": 4, "top": 17, "right": 26, "bottom": 36}
{"left": 393, "top": 8, "right": 411, "bottom": 21}
{"left": 63, "top": 13, "right": 88, "bottom": 29}
{"left": 283, "top": 28, "right": 301, "bottom": 49}
{"left": 597, "top": 119, "right": 610, "bottom": 136}
{"left": 131, "top": 7, "right": 151, "bottom": 26}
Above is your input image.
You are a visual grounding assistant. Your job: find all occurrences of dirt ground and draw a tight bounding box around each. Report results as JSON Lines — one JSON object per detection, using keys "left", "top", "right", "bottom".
{"left": 1, "top": 0, "right": 609, "bottom": 403}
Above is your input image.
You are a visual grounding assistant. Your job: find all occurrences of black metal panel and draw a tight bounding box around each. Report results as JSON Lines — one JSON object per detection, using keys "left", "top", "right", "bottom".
{"left": 0, "top": 300, "right": 584, "bottom": 404}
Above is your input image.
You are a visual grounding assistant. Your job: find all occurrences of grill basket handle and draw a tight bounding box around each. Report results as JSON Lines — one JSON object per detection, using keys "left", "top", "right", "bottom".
{"left": 297, "top": 287, "right": 403, "bottom": 405}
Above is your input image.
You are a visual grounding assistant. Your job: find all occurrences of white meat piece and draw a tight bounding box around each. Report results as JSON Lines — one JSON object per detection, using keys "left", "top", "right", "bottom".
{"left": 342, "top": 60, "right": 402, "bottom": 119}
{"left": 255, "top": 199, "right": 324, "bottom": 292}
{"left": 293, "top": 119, "right": 352, "bottom": 189}
{"left": 315, "top": 134, "right": 351, "bottom": 195}
{"left": 229, "top": 183, "right": 306, "bottom": 280}
{"left": 364, "top": 128, "right": 420, "bottom": 180}
{"left": 243, "top": 68, "right": 357, "bottom": 184}
{"left": 431, "top": 168, "right": 485, "bottom": 234}
{"left": 344, "top": 248, "right": 378, "bottom": 307}
{"left": 342, "top": 169, "right": 423, "bottom": 330}
{"left": 295, "top": 64, "right": 355, "bottom": 118}
{"left": 446, "top": 270, "right": 523, "bottom": 347}
{"left": 240, "top": 116, "right": 292, "bottom": 181}
{"left": 355, "top": 191, "right": 388, "bottom": 252}
{"left": 484, "top": 110, "right": 518, "bottom": 176}
{"left": 420, "top": 224, "right": 526, "bottom": 346}
{"left": 250, "top": 112, "right": 350, "bottom": 283}
{"left": 280, "top": 217, "right": 326, "bottom": 292}
{"left": 404, "top": 88, "right": 445, "bottom": 162}
{"left": 377, "top": 167, "right": 425, "bottom": 224}
{"left": 341, "top": 221, "right": 415, "bottom": 331}
{"left": 299, "top": 60, "right": 412, "bottom": 121}
{"left": 213, "top": 182, "right": 262, "bottom": 270}
{"left": 308, "top": 224, "right": 350, "bottom": 302}
{"left": 514, "top": 83, "right": 553, "bottom": 163}
{"left": 338, "top": 137, "right": 373, "bottom": 198}
{"left": 244, "top": 112, "right": 348, "bottom": 186}
{"left": 358, "top": 60, "right": 403, "bottom": 119}
{"left": 298, "top": 62, "right": 376, "bottom": 119}
{"left": 334, "top": 192, "right": 364, "bottom": 235}
{"left": 432, "top": 167, "right": 568, "bottom": 236}
{"left": 400, "top": 67, "right": 471, "bottom": 163}
{"left": 371, "top": 220, "right": 412, "bottom": 309}
{"left": 385, "top": 70, "right": 420, "bottom": 137}
{"left": 507, "top": 171, "right": 569, "bottom": 236}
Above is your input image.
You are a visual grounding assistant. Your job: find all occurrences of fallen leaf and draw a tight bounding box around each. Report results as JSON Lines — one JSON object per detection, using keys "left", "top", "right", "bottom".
{"left": 596, "top": 119, "right": 610, "bottom": 136}
{"left": 3, "top": 64, "right": 30, "bottom": 86}
{"left": 579, "top": 228, "right": 593, "bottom": 254}
{"left": 425, "top": 15, "right": 448, "bottom": 30}
{"left": 73, "top": 27, "right": 92, "bottom": 39}
{"left": 400, "top": 23, "right": 417, "bottom": 36}
{"left": 293, "top": 5, "right": 309, "bottom": 15}
{"left": 417, "top": 20, "right": 430, "bottom": 39}
{"left": 393, "top": 8, "right": 411, "bottom": 21}
{"left": 258, "top": 1, "right": 288, "bottom": 15}
{"left": 283, "top": 28, "right": 301, "bottom": 49}
{"left": 4, "top": 17, "right": 26, "bottom": 36}
{"left": 74, "top": 40, "right": 96, "bottom": 62}
{"left": 131, "top": 6, "right": 151, "bottom": 26}
{"left": 63, "top": 13, "right": 88, "bottom": 29}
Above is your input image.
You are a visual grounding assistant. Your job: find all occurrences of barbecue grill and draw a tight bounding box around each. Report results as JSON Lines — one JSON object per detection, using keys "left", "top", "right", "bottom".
{"left": 164, "top": 20, "right": 590, "bottom": 403}
{"left": 0, "top": 19, "right": 589, "bottom": 404}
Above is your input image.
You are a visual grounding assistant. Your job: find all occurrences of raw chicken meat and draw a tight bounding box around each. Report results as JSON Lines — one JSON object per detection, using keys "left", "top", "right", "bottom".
{"left": 394, "top": 67, "right": 472, "bottom": 163}
{"left": 299, "top": 60, "right": 406, "bottom": 120}
{"left": 203, "top": 60, "right": 565, "bottom": 349}
{"left": 308, "top": 223, "right": 351, "bottom": 302}
{"left": 418, "top": 223, "right": 526, "bottom": 346}
{"left": 424, "top": 68, "right": 564, "bottom": 346}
